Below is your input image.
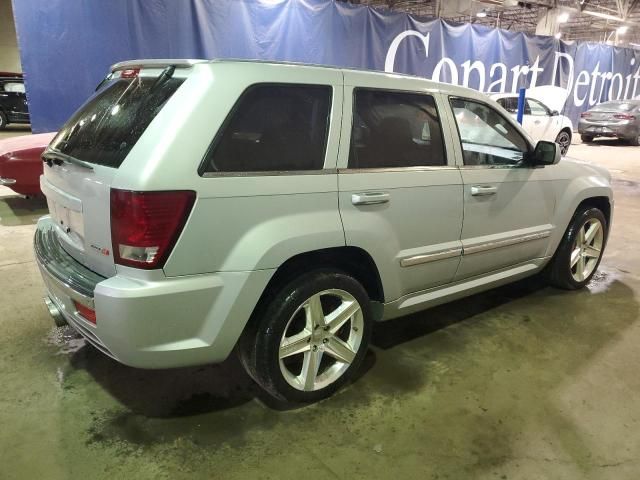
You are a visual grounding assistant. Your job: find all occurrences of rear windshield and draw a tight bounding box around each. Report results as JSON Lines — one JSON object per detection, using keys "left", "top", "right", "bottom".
{"left": 592, "top": 101, "right": 638, "bottom": 112}
{"left": 49, "top": 76, "right": 184, "bottom": 168}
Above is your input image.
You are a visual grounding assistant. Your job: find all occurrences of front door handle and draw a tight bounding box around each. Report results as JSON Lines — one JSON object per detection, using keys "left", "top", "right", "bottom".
{"left": 470, "top": 185, "right": 497, "bottom": 196}
{"left": 352, "top": 191, "right": 390, "bottom": 205}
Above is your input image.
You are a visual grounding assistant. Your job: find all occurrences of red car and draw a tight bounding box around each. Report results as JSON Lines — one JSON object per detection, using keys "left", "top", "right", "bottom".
{"left": 0, "top": 132, "right": 56, "bottom": 196}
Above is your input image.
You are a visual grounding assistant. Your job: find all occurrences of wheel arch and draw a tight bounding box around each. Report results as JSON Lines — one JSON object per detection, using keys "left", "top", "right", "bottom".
{"left": 259, "top": 246, "right": 384, "bottom": 304}
{"left": 546, "top": 189, "right": 613, "bottom": 258}
{"left": 242, "top": 246, "right": 385, "bottom": 336}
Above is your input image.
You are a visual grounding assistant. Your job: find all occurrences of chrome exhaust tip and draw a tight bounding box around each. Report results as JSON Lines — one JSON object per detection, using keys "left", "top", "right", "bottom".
{"left": 44, "top": 296, "right": 67, "bottom": 327}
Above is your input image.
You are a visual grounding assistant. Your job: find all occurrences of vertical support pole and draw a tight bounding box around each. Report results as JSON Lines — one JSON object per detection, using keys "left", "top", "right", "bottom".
{"left": 516, "top": 87, "right": 526, "bottom": 125}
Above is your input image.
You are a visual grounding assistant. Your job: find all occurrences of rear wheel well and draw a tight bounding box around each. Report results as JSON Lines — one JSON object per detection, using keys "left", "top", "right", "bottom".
{"left": 560, "top": 127, "right": 572, "bottom": 137}
{"left": 576, "top": 196, "right": 611, "bottom": 226}
{"left": 260, "top": 247, "right": 384, "bottom": 304}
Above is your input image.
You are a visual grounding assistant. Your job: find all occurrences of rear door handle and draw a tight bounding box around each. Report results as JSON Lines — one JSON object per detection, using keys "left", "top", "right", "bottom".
{"left": 470, "top": 185, "right": 497, "bottom": 196}
{"left": 352, "top": 191, "right": 390, "bottom": 205}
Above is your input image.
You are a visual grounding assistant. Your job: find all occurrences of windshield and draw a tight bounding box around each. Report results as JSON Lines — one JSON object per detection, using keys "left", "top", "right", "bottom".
{"left": 49, "top": 75, "right": 184, "bottom": 168}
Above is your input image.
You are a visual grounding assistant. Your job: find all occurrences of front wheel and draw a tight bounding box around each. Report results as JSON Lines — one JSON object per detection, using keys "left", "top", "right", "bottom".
{"left": 0, "top": 111, "right": 6, "bottom": 130}
{"left": 580, "top": 134, "right": 594, "bottom": 143}
{"left": 555, "top": 130, "right": 571, "bottom": 155}
{"left": 239, "top": 270, "right": 372, "bottom": 403}
{"left": 546, "top": 207, "right": 607, "bottom": 290}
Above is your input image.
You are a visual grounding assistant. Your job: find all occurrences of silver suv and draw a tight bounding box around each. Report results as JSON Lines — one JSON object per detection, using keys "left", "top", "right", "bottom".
{"left": 35, "top": 59, "right": 613, "bottom": 403}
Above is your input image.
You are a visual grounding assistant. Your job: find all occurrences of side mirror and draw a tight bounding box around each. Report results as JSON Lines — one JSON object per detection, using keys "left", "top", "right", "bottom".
{"left": 528, "top": 140, "right": 561, "bottom": 166}
{"left": 550, "top": 110, "right": 560, "bottom": 116}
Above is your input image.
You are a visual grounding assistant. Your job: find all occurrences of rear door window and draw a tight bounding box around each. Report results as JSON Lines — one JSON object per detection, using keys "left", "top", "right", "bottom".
{"left": 202, "top": 84, "right": 332, "bottom": 173}
{"left": 348, "top": 89, "right": 446, "bottom": 168}
{"left": 49, "top": 75, "right": 184, "bottom": 168}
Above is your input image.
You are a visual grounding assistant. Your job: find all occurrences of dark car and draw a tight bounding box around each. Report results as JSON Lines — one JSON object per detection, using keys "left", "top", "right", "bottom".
{"left": 578, "top": 100, "right": 640, "bottom": 146}
{"left": 0, "top": 76, "right": 29, "bottom": 129}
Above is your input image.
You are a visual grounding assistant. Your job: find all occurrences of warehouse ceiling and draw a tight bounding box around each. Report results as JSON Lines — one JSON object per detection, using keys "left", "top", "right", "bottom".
{"left": 340, "top": 0, "right": 640, "bottom": 46}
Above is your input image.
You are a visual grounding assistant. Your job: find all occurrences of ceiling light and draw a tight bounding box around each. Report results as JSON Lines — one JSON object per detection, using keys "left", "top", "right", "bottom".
{"left": 476, "top": 10, "right": 487, "bottom": 18}
{"left": 557, "top": 12, "right": 569, "bottom": 23}
{"left": 554, "top": 32, "right": 562, "bottom": 39}
{"left": 583, "top": 10, "right": 623, "bottom": 22}
{"left": 617, "top": 25, "right": 629, "bottom": 34}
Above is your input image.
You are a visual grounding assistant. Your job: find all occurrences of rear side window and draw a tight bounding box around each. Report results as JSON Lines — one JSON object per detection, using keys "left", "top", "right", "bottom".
{"left": 202, "top": 84, "right": 332, "bottom": 173}
{"left": 496, "top": 97, "right": 518, "bottom": 113}
{"left": 49, "top": 76, "right": 184, "bottom": 168}
{"left": 349, "top": 89, "right": 446, "bottom": 169}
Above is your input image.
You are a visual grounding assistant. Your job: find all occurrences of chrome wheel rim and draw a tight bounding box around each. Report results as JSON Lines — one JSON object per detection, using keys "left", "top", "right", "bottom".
{"left": 278, "top": 289, "right": 364, "bottom": 392}
{"left": 556, "top": 132, "right": 570, "bottom": 155}
{"left": 570, "top": 218, "right": 604, "bottom": 282}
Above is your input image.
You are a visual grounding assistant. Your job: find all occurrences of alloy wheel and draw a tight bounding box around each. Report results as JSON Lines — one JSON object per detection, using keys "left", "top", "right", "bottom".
{"left": 570, "top": 218, "right": 604, "bottom": 282}
{"left": 556, "top": 131, "right": 571, "bottom": 155}
{"left": 278, "top": 289, "right": 364, "bottom": 392}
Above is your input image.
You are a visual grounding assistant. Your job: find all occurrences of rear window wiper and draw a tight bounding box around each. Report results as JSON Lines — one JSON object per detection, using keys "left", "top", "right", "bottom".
{"left": 42, "top": 149, "right": 94, "bottom": 170}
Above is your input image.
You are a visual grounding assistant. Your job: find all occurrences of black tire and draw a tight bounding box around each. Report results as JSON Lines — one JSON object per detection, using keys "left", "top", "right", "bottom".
{"left": 580, "top": 134, "right": 593, "bottom": 143}
{"left": 239, "top": 270, "right": 372, "bottom": 403}
{"left": 546, "top": 206, "right": 607, "bottom": 290}
{"left": 0, "top": 111, "right": 6, "bottom": 130}
{"left": 627, "top": 133, "right": 640, "bottom": 146}
{"left": 555, "top": 129, "right": 571, "bottom": 155}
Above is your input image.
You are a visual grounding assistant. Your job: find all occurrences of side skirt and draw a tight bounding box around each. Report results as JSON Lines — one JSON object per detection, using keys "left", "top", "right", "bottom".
{"left": 380, "top": 257, "right": 550, "bottom": 321}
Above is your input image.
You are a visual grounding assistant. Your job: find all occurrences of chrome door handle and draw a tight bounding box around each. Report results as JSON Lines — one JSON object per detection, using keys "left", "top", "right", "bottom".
{"left": 0, "top": 177, "right": 16, "bottom": 186}
{"left": 352, "top": 191, "right": 390, "bottom": 205}
{"left": 470, "top": 185, "right": 497, "bottom": 196}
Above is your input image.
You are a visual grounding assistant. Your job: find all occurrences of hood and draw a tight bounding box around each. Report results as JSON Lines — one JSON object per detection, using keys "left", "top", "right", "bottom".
{"left": 526, "top": 86, "right": 570, "bottom": 114}
{"left": 0, "top": 132, "right": 57, "bottom": 157}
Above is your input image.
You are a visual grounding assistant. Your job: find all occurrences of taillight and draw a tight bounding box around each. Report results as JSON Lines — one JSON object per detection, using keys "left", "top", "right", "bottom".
{"left": 580, "top": 112, "right": 591, "bottom": 118}
{"left": 74, "top": 301, "right": 96, "bottom": 324}
{"left": 110, "top": 189, "right": 196, "bottom": 269}
{"left": 613, "top": 114, "right": 635, "bottom": 120}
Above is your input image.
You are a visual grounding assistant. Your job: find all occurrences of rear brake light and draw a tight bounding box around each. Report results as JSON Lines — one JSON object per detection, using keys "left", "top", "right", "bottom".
{"left": 613, "top": 114, "right": 635, "bottom": 120}
{"left": 120, "top": 68, "right": 140, "bottom": 79}
{"left": 74, "top": 301, "right": 96, "bottom": 324}
{"left": 580, "top": 112, "right": 591, "bottom": 118}
{"left": 110, "top": 189, "right": 196, "bottom": 269}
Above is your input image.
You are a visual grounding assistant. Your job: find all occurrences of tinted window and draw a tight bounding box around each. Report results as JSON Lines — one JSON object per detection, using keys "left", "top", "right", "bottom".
{"left": 450, "top": 98, "right": 529, "bottom": 166}
{"left": 349, "top": 89, "right": 446, "bottom": 169}
{"left": 497, "top": 97, "right": 518, "bottom": 113}
{"left": 49, "top": 76, "right": 184, "bottom": 168}
{"left": 203, "top": 84, "right": 332, "bottom": 173}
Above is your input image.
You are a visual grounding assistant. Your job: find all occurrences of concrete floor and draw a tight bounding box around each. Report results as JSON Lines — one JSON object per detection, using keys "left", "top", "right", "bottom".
{"left": 1, "top": 134, "right": 639, "bottom": 479}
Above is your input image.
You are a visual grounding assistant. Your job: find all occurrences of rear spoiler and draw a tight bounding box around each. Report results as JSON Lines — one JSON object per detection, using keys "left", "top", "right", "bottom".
{"left": 110, "top": 59, "right": 206, "bottom": 72}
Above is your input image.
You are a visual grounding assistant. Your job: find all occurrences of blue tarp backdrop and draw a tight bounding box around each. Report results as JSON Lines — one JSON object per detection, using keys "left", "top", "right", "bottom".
{"left": 12, "top": 0, "right": 640, "bottom": 133}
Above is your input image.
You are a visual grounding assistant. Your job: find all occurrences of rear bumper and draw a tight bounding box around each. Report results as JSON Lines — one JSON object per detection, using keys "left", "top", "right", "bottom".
{"left": 35, "top": 216, "right": 273, "bottom": 369}
{"left": 578, "top": 121, "right": 638, "bottom": 139}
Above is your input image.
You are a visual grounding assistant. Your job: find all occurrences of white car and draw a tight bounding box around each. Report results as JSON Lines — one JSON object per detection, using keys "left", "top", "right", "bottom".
{"left": 491, "top": 93, "right": 574, "bottom": 155}
{"left": 35, "top": 60, "right": 612, "bottom": 403}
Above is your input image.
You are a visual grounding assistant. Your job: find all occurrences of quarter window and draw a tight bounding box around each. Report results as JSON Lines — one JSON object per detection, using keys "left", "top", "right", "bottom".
{"left": 203, "top": 84, "right": 332, "bottom": 173}
{"left": 450, "top": 98, "right": 529, "bottom": 166}
{"left": 348, "top": 89, "right": 446, "bottom": 168}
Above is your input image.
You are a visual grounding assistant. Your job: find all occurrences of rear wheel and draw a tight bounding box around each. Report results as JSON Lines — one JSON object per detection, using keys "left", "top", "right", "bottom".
{"left": 555, "top": 130, "right": 571, "bottom": 155}
{"left": 546, "top": 206, "right": 607, "bottom": 290}
{"left": 627, "top": 133, "right": 640, "bottom": 146}
{"left": 580, "top": 134, "right": 593, "bottom": 143}
{"left": 239, "top": 270, "right": 372, "bottom": 403}
{"left": 0, "top": 111, "right": 6, "bottom": 130}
